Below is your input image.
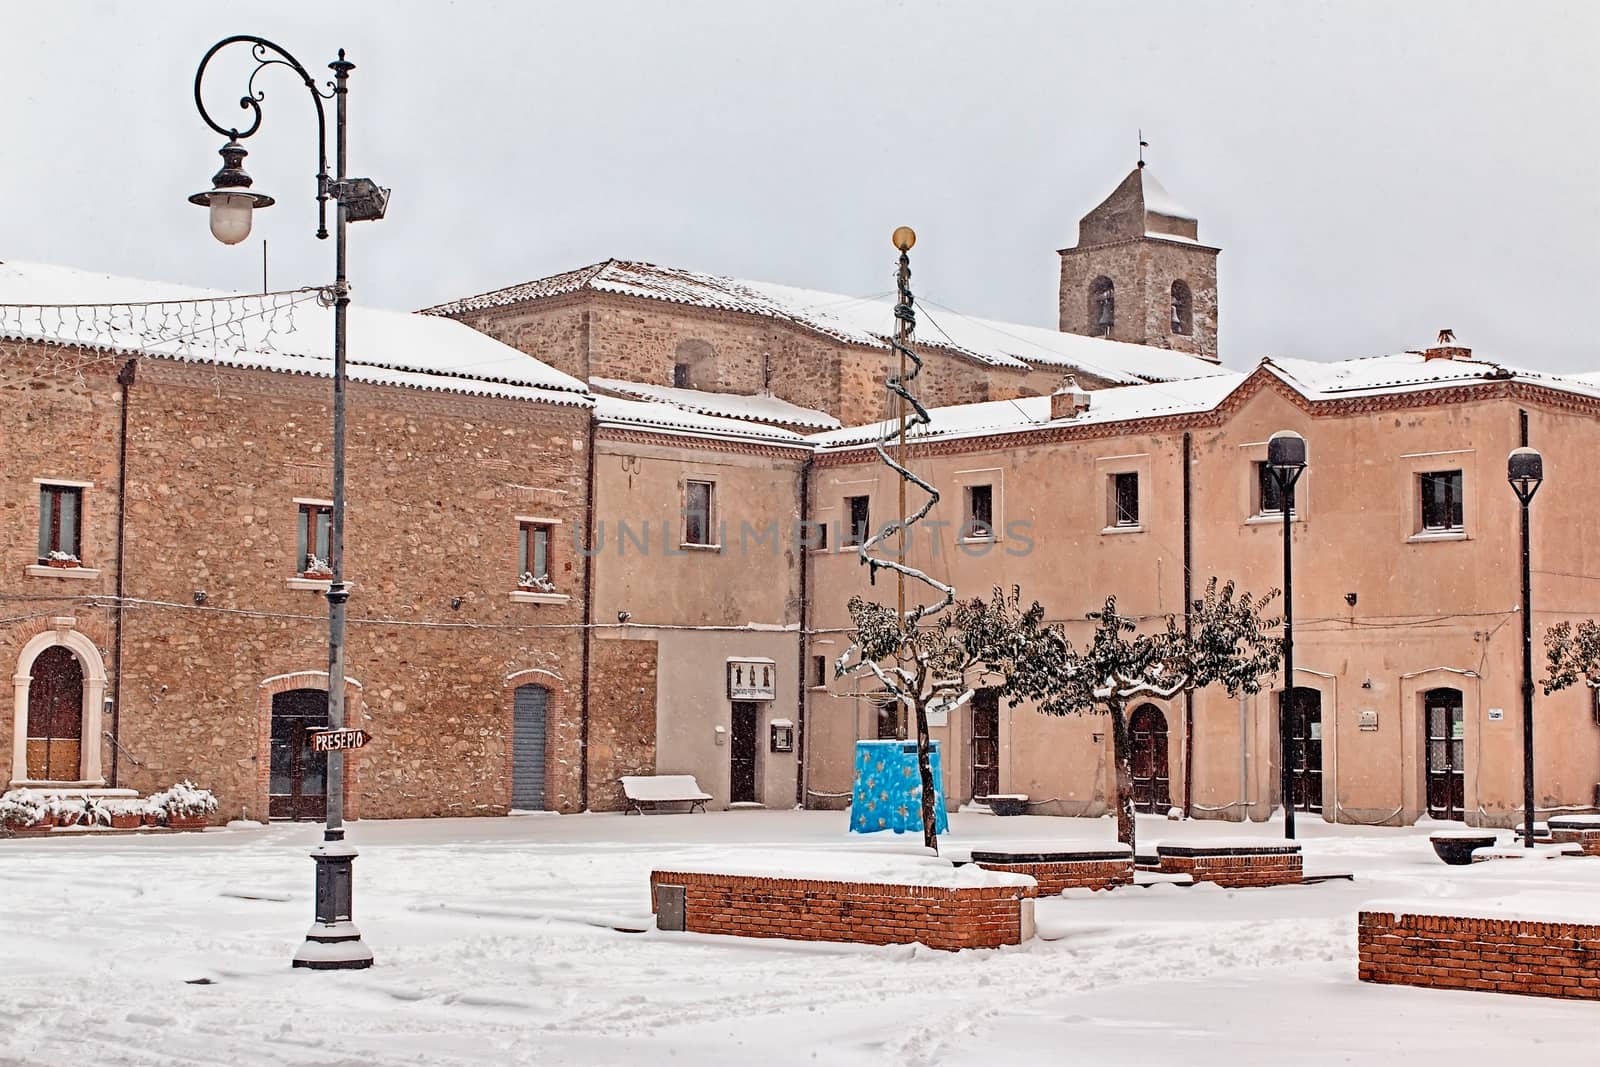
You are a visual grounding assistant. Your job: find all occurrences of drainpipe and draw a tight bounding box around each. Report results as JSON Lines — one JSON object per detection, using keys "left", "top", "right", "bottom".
{"left": 578, "top": 412, "right": 597, "bottom": 812}
{"left": 794, "top": 452, "right": 812, "bottom": 808}
{"left": 1182, "top": 431, "right": 1194, "bottom": 817}
{"left": 110, "top": 358, "right": 137, "bottom": 786}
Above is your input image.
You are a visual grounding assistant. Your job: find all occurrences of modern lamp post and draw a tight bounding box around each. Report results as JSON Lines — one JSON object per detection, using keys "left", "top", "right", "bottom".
{"left": 1508, "top": 446, "right": 1543, "bottom": 849}
{"left": 1266, "top": 431, "right": 1307, "bottom": 840}
{"left": 190, "top": 35, "right": 389, "bottom": 969}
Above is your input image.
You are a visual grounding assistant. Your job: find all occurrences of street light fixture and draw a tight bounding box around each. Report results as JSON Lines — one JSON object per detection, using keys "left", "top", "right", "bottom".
{"left": 191, "top": 34, "right": 389, "bottom": 970}
{"left": 1266, "top": 430, "right": 1307, "bottom": 840}
{"left": 1508, "top": 446, "right": 1543, "bottom": 849}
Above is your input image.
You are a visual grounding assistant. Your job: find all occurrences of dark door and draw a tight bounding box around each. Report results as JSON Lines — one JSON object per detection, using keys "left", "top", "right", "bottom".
{"left": 1425, "top": 688, "right": 1466, "bottom": 820}
{"left": 270, "top": 688, "right": 328, "bottom": 821}
{"left": 512, "top": 684, "right": 548, "bottom": 810}
{"left": 1129, "top": 704, "right": 1171, "bottom": 813}
{"left": 971, "top": 689, "right": 1000, "bottom": 799}
{"left": 26, "top": 646, "right": 83, "bottom": 781}
{"left": 1286, "top": 687, "right": 1324, "bottom": 813}
{"left": 730, "top": 701, "right": 759, "bottom": 803}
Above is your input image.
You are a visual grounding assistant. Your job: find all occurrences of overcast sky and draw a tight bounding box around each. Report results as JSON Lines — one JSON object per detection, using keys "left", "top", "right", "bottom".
{"left": 3, "top": 1, "right": 1596, "bottom": 371}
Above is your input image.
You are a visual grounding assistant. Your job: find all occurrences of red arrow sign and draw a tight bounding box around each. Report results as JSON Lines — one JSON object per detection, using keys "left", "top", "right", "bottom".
{"left": 309, "top": 728, "right": 372, "bottom": 753}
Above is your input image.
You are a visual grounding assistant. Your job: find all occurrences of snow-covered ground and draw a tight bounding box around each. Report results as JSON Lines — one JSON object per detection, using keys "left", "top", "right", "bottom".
{"left": 1, "top": 811, "right": 1595, "bottom": 1066}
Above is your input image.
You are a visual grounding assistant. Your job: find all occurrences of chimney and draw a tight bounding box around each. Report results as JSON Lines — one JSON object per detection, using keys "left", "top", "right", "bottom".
{"left": 1051, "top": 375, "right": 1092, "bottom": 419}
{"left": 1423, "top": 328, "right": 1471, "bottom": 361}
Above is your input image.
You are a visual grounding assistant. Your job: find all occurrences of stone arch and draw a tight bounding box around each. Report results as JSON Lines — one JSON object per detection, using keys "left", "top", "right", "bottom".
{"left": 673, "top": 338, "right": 716, "bottom": 390}
{"left": 256, "top": 671, "right": 365, "bottom": 822}
{"left": 1088, "top": 276, "right": 1115, "bottom": 336}
{"left": 1170, "top": 279, "right": 1193, "bottom": 335}
{"left": 11, "top": 620, "right": 109, "bottom": 785}
{"left": 505, "top": 668, "right": 567, "bottom": 813}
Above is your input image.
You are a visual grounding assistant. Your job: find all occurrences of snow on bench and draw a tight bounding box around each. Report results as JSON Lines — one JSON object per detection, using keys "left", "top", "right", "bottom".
{"left": 619, "top": 775, "right": 713, "bottom": 815}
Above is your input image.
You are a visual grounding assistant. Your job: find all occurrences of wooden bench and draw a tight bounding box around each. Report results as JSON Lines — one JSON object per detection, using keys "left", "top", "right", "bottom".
{"left": 620, "top": 775, "right": 713, "bottom": 815}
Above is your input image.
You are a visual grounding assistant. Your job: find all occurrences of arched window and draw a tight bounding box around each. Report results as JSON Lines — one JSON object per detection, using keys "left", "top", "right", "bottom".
{"left": 673, "top": 339, "right": 715, "bottom": 390}
{"left": 1170, "top": 280, "right": 1193, "bottom": 335}
{"left": 1089, "top": 276, "right": 1115, "bottom": 335}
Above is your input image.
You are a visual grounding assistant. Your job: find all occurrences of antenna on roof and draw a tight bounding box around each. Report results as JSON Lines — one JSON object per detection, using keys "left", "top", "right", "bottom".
{"left": 1138, "top": 130, "right": 1148, "bottom": 169}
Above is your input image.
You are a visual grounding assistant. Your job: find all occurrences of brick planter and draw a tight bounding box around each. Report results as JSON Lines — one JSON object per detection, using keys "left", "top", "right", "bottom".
{"left": 1547, "top": 817, "right": 1600, "bottom": 856}
{"left": 649, "top": 869, "right": 1036, "bottom": 950}
{"left": 970, "top": 848, "right": 1133, "bottom": 894}
{"left": 1360, "top": 907, "right": 1600, "bottom": 1000}
{"left": 1155, "top": 842, "right": 1302, "bottom": 887}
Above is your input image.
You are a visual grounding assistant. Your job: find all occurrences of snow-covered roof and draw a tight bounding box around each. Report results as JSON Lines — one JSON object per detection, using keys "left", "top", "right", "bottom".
{"left": 1138, "top": 170, "right": 1196, "bottom": 222}
{"left": 424, "top": 259, "right": 1224, "bottom": 385}
{"left": 0, "top": 261, "right": 591, "bottom": 407}
{"left": 1266, "top": 349, "right": 1600, "bottom": 403}
{"left": 594, "top": 395, "right": 810, "bottom": 447}
{"left": 591, "top": 377, "right": 840, "bottom": 430}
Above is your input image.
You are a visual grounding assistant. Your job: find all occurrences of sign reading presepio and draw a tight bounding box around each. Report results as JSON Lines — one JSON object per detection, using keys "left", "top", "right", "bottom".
{"left": 727, "top": 658, "right": 777, "bottom": 701}
{"left": 309, "top": 728, "right": 372, "bottom": 753}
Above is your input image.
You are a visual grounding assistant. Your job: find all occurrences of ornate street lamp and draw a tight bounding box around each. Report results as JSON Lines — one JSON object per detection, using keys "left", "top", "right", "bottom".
{"left": 1266, "top": 430, "right": 1307, "bottom": 840}
{"left": 1508, "top": 446, "right": 1543, "bottom": 849}
{"left": 191, "top": 35, "right": 389, "bottom": 970}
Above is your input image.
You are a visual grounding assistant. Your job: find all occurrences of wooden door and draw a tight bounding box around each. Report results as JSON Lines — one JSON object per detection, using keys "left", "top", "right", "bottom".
{"left": 512, "top": 685, "right": 548, "bottom": 811}
{"left": 1288, "top": 688, "right": 1324, "bottom": 813}
{"left": 1129, "top": 704, "right": 1170, "bottom": 813}
{"left": 26, "top": 646, "right": 83, "bottom": 781}
{"left": 269, "top": 689, "right": 328, "bottom": 821}
{"left": 1425, "top": 688, "right": 1466, "bottom": 820}
{"left": 971, "top": 689, "right": 999, "bottom": 799}
{"left": 730, "top": 701, "right": 759, "bottom": 804}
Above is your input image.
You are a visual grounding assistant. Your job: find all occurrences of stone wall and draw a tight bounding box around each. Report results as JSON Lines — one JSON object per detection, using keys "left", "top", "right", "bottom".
{"left": 1359, "top": 909, "right": 1600, "bottom": 1000}
{"left": 1059, "top": 238, "right": 1219, "bottom": 361}
{"left": 586, "top": 637, "right": 659, "bottom": 812}
{"left": 650, "top": 869, "right": 1037, "bottom": 950}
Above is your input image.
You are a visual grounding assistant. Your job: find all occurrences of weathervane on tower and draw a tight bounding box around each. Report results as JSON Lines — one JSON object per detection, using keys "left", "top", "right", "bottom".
{"left": 1138, "top": 129, "right": 1148, "bottom": 169}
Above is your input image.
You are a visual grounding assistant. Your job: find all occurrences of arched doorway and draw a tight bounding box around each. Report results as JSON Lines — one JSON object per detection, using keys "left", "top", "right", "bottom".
{"left": 1424, "top": 687, "right": 1465, "bottom": 820}
{"left": 512, "top": 684, "right": 549, "bottom": 810}
{"left": 1284, "top": 687, "right": 1324, "bottom": 813}
{"left": 26, "top": 647, "right": 83, "bottom": 782}
{"left": 1129, "top": 704, "right": 1170, "bottom": 813}
{"left": 269, "top": 689, "right": 328, "bottom": 821}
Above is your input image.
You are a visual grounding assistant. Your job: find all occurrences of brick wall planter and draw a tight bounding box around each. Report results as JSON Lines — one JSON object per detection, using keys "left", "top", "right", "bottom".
{"left": 1548, "top": 817, "right": 1600, "bottom": 856}
{"left": 1359, "top": 907, "right": 1600, "bottom": 1001}
{"left": 1156, "top": 842, "right": 1303, "bottom": 887}
{"left": 970, "top": 848, "right": 1133, "bottom": 894}
{"left": 649, "top": 868, "right": 1036, "bottom": 951}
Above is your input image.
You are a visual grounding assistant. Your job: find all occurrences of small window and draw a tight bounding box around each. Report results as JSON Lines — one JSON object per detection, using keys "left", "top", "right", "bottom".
{"left": 672, "top": 362, "right": 691, "bottom": 389}
{"left": 685, "top": 480, "right": 715, "bottom": 546}
{"left": 37, "top": 485, "right": 83, "bottom": 563}
{"left": 964, "top": 484, "right": 994, "bottom": 539}
{"left": 811, "top": 655, "right": 828, "bottom": 688}
{"left": 1110, "top": 472, "right": 1139, "bottom": 528}
{"left": 296, "top": 503, "right": 332, "bottom": 575}
{"left": 1256, "top": 461, "right": 1286, "bottom": 515}
{"left": 519, "top": 522, "right": 553, "bottom": 586}
{"left": 1419, "top": 470, "right": 1464, "bottom": 531}
{"left": 1170, "top": 280, "right": 1193, "bottom": 336}
{"left": 844, "top": 495, "right": 871, "bottom": 547}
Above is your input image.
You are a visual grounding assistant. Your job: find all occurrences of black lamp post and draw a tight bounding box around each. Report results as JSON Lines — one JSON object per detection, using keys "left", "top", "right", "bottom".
{"left": 1508, "top": 446, "right": 1543, "bottom": 849}
{"left": 190, "top": 35, "right": 389, "bottom": 969}
{"left": 1266, "top": 430, "right": 1307, "bottom": 840}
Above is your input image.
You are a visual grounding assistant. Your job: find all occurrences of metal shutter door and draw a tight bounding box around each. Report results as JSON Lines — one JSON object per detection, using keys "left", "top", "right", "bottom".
{"left": 512, "top": 685, "right": 548, "bottom": 810}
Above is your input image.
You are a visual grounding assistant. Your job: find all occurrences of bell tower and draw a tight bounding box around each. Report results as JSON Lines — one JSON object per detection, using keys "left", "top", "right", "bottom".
{"left": 1057, "top": 162, "right": 1220, "bottom": 362}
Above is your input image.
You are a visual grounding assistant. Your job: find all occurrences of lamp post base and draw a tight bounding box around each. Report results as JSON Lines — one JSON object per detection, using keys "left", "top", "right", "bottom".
{"left": 291, "top": 839, "right": 373, "bottom": 970}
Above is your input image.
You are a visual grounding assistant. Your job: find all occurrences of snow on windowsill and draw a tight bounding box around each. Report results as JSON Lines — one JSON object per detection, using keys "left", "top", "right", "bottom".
{"left": 1243, "top": 512, "right": 1302, "bottom": 527}
{"left": 1407, "top": 529, "right": 1469, "bottom": 544}
{"left": 286, "top": 576, "right": 333, "bottom": 592}
{"left": 509, "top": 590, "right": 571, "bottom": 604}
{"left": 26, "top": 565, "right": 101, "bottom": 580}
{"left": 1100, "top": 524, "right": 1145, "bottom": 536}
{"left": 678, "top": 543, "right": 722, "bottom": 553}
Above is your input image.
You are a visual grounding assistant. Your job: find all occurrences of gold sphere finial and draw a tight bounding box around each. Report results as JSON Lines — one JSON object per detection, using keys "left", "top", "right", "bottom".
{"left": 891, "top": 226, "right": 917, "bottom": 252}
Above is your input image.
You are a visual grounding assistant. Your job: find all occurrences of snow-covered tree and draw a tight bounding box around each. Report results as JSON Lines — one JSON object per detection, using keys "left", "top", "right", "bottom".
{"left": 1543, "top": 618, "right": 1600, "bottom": 696}
{"left": 988, "top": 579, "right": 1283, "bottom": 854}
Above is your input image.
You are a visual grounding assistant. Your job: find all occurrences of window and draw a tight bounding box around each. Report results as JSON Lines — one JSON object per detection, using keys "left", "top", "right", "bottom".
{"left": 1419, "top": 470, "right": 1464, "bottom": 531}
{"left": 1256, "top": 461, "right": 1286, "bottom": 515}
{"left": 672, "top": 362, "right": 691, "bottom": 388}
{"left": 811, "top": 655, "right": 828, "bottom": 688}
{"left": 964, "top": 484, "right": 994, "bottom": 539}
{"left": 296, "top": 503, "right": 332, "bottom": 575}
{"left": 844, "top": 495, "right": 871, "bottom": 547}
{"left": 519, "top": 522, "right": 553, "bottom": 585}
{"left": 684, "top": 480, "right": 715, "bottom": 546}
{"left": 1170, "top": 280, "right": 1193, "bottom": 335}
{"left": 1110, "top": 472, "right": 1139, "bottom": 528}
{"left": 1090, "top": 276, "right": 1115, "bottom": 335}
{"left": 37, "top": 485, "right": 83, "bottom": 563}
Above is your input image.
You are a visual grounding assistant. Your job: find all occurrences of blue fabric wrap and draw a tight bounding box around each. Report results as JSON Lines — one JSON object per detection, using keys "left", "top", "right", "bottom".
{"left": 848, "top": 739, "right": 950, "bottom": 834}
